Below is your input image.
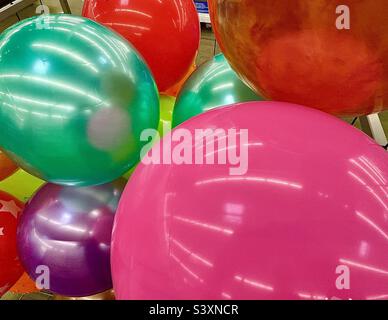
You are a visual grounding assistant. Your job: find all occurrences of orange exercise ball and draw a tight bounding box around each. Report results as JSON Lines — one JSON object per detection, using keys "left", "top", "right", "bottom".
{"left": 0, "top": 150, "right": 17, "bottom": 181}
{"left": 163, "top": 63, "right": 197, "bottom": 97}
{"left": 9, "top": 273, "right": 39, "bottom": 295}
{"left": 209, "top": 0, "right": 388, "bottom": 116}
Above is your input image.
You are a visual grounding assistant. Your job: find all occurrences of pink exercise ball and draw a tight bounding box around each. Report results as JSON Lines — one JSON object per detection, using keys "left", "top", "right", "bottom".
{"left": 111, "top": 101, "right": 388, "bottom": 300}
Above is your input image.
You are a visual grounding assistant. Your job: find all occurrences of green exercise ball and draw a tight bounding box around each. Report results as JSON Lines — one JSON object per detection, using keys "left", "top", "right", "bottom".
{"left": 0, "top": 15, "right": 159, "bottom": 186}
{"left": 173, "top": 54, "right": 262, "bottom": 127}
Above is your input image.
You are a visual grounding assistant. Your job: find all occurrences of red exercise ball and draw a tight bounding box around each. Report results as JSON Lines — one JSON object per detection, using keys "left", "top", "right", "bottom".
{"left": 209, "top": 0, "right": 388, "bottom": 116}
{"left": 0, "top": 191, "right": 24, "bottom": 297}
{"left": 83, "top": 0, "right": 200, "bottom": 92}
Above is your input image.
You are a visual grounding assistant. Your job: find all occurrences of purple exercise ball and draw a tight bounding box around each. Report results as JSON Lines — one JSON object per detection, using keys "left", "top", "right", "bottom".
{"left": 17, "top": 179, "right": 126, "bottom": 297}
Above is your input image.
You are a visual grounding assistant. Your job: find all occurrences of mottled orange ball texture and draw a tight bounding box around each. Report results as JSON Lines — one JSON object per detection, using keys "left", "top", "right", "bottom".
{"left": 209, "top": 0, "right": 388, "bottom": 116}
